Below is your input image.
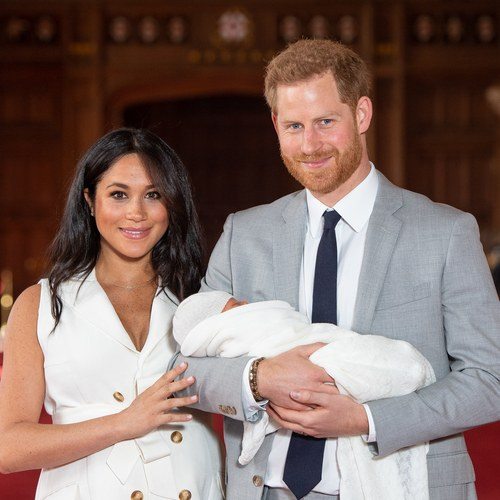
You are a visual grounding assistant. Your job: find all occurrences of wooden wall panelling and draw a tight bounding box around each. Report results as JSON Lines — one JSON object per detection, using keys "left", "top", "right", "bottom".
{"left": 486, "top": 86, "right": 500, "bottom": 233}
{"left": 403, "top": 0, "right": 500, "bottom": 235}
{"left": 406, "top": 77, "right": 497, "bottom": 227}
{"left": 0, "top": 2, "right": 68, "bottom": 295}
{"left": 372, "top": 1, "right": 406, "bottom": 186}
{"left": 62, "top": 1, "right": 105, "bottom": 176}
{"left": 0, "top": 146, "right": 62, "bottom": 296}
{"left": 0, "top": 74, "right": 65, "bottom": 294}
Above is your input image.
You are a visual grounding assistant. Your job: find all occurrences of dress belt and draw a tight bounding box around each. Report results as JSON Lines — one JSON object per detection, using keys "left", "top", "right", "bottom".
{"left": 52, "top": 404, "right": 176, "bottom": 498}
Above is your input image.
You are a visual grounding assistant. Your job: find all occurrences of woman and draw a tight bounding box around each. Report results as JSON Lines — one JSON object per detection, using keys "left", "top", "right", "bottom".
{"left": 0, "top": 128, "right": 224, "bottom": 499}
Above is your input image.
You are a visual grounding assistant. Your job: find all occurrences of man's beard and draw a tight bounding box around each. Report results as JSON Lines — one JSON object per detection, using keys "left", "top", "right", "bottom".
{"left": 281, "top": 133, "right": 363, "bottom": 195}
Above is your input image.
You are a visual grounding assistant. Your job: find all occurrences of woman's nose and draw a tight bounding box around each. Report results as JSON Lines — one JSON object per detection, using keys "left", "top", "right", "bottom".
{"left": 126, "top": 198, "right": 147, "bottom": 221}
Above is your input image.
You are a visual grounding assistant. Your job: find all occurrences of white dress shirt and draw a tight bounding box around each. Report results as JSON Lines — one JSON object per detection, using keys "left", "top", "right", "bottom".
{"left": 244, "top": 165, "right": 379, "bottom": 494}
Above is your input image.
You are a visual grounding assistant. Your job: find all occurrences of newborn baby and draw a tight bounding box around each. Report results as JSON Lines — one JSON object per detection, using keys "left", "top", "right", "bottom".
{"left": 173, "top": 291, "right": 435, "bottom": 500}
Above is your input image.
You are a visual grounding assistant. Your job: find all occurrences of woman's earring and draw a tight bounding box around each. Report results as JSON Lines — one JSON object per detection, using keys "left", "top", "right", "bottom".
{"left": 90, "top": 207, "right": 94, "bottom": 217}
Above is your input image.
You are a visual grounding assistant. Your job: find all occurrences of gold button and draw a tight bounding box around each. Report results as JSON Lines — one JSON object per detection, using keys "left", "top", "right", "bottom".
{"left": 253, "top": 475, "right": 263, "bottom": 487}
{"left": 179, "top": 490, "right": 192, "bottom": 500}
{"left": 131, "top": 491, "right": 143, "bottom": 500}
{"left": 171, "top": 431, "right": 183, "bottom": 443}
{"left": 113, "top": 391, "right": 125, "bottom": 402}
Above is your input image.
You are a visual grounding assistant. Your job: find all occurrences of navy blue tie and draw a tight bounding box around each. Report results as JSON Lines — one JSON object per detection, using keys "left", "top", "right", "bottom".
{"left": 283, "top": 210, "right": 341, "bottom": 499}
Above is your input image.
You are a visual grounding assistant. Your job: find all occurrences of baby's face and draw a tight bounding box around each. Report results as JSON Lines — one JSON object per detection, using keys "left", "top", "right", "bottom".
{"left": 222, "top": 297, "right": 248, "bottom": 313}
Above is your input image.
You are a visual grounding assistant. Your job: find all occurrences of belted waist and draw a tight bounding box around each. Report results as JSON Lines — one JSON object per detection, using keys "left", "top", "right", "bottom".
{"left": 53, "top": 404, "right": 176, "bottom": 498}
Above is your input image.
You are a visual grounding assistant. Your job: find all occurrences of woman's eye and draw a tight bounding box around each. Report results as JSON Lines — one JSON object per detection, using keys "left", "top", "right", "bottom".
{"left": 110, "top": 191, "right": 126, "bottom": 199}
{"left": 146, "top": 191, "right": 161, "bottom": 200}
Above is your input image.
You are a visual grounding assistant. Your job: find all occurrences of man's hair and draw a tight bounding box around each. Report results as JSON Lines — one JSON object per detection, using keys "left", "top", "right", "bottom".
{"left": 264, "top": 39, "right": 372, "bottom": 114}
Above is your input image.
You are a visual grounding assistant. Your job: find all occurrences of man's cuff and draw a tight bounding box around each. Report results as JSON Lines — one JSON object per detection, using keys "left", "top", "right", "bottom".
{"left": 361, "top": 403, "right": 377, "bottom": 443}
{"left": 241, "top": 358, "right": 268, "bottom": 422}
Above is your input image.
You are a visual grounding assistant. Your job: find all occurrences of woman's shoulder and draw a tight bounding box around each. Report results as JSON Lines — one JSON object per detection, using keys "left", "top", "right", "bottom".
{"left": 13, "top": 284, "right": 41, "bottom": 312}
{"left": 6, "top": 284, "right": 41, "bottom": 336}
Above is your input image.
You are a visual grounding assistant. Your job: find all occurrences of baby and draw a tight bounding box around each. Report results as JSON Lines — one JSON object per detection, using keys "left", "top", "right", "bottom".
{"left": 173, "top": 291, "right": 435, "bottom": 500}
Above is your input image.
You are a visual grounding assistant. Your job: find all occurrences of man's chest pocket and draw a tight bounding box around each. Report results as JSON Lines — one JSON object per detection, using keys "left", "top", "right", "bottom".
{"left": 375, "top": 282, "right": 431, "bottom": 311}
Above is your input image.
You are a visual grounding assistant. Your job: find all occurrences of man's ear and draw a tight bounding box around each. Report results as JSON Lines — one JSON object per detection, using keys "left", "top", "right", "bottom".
{"left": 356, "top": 96, "right": 373, "bottom": 134}
{"left": 83, "top": 189, "right": 94, "bottom": 215}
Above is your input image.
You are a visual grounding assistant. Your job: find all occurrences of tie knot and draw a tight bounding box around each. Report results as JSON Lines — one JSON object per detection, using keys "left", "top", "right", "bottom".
{"left": 323, "top": 210, "right": 342, "bottom": 230}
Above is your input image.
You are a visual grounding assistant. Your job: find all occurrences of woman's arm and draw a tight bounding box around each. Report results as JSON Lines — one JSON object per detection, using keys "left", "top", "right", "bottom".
{"left": 0, "top": 285, "right": 196, "bottom": 473}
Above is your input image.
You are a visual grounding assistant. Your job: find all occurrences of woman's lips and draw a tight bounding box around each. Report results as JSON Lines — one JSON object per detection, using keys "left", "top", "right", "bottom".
{"left": 120, "top": 228, "right": 151, "bottom": 239}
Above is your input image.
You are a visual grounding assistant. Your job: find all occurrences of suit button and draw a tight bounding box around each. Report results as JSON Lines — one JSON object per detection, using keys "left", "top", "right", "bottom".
{"left": 179, "top": 490, "right": 192, "bottom": 500}
{"left": 131, "top": 491, "right": 143, "bottom": 500}
{"left": 171, "top": 431, "right": 183, "bottom": 443}
{"left": 253, "top": 475, "right": 263, "bottom": 487}
{"left": 113, "top": 391, "right": 125, "bottom": 402}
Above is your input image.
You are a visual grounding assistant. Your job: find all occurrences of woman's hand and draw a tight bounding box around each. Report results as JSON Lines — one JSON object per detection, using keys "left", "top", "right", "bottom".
{"left": 117, "top": 362, "right": 197, "bottom": 440}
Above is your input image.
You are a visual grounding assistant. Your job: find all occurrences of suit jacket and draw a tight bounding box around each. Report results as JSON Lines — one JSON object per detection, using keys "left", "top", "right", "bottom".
{"left": 178, "top": 172, "right": 500, "bottom": 500}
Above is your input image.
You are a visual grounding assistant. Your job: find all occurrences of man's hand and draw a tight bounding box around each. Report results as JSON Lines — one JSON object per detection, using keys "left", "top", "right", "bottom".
{"left": 266, "top": 385, "right": 369, "bottom": 438}
{"left": 257, "top": 343, "right": 333, "bottom": 410}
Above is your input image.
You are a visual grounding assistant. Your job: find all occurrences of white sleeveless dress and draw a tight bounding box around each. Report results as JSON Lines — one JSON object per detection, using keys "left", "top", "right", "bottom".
{"left": 35, "top": 271, "right": 224, "bottom": 500}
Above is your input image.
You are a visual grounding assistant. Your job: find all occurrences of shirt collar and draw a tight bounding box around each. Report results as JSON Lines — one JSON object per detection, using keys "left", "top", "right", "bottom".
{"left": 306, "top": 163, "right": 379, "bottom": 238}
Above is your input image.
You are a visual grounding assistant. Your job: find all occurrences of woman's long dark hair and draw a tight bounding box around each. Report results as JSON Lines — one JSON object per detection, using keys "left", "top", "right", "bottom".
{"left": 47, "top": 128, "right": 204, "bottom": 326}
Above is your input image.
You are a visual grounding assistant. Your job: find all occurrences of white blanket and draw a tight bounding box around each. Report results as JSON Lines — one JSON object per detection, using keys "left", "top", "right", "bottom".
{"left": 175, "top": 300, "right": 435, "bottom": 500}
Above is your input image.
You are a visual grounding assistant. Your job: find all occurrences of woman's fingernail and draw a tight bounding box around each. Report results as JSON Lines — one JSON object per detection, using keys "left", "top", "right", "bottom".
{"left": 191, "top": 395, "right": 198, "bottom": 401}
{"left": 290, "top": 391, "right": 301, "bottom": 399}
{"left": 186, "top": 414, "right": 193, "bottom": 420}
{"left": 187, "top": 376, "right": 195, "bottom": 382}
{"left": 179, "top": 362, "right": 187, "bottom": 368}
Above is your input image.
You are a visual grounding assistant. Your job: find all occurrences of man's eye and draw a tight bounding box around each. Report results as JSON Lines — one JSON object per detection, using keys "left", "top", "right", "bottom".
{"left": 288, "top": 123, "right": 302, "bottom": 130}
{"left": 146, "top": 191, "right": 161, "bottom": 200}
{"left": 110, "top": 191, "right": 126, "bottom": 199}
{"left": 321, "top": 119, "right": 333, "bottom": 126}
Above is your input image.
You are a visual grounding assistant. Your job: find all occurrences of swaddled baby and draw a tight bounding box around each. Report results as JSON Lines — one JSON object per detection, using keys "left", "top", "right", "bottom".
{"left": 173, "top": 291, "right": 435, "bottom": 500}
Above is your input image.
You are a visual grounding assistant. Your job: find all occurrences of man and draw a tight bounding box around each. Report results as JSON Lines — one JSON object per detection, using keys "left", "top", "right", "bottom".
{"left": 177, "top": 40, "right": 500, "bottom": 499}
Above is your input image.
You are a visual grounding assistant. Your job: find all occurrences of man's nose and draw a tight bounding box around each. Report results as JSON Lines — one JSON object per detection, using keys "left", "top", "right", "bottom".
{"left": 301, "top": 127, "right": 322, "bottom": 156}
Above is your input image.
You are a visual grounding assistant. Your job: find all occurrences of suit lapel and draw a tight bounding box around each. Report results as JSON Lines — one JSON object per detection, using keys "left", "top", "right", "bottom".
{"left": 273, "top": 191, "right": 307, "bottom": 310}
{"left": 352, "top": 174, "right": 403, "bottom": 334}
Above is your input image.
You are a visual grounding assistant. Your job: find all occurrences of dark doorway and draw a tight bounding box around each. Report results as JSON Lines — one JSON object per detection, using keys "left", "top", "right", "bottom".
{"left": 124, "top": 95, "right": 300, "bottom": 260}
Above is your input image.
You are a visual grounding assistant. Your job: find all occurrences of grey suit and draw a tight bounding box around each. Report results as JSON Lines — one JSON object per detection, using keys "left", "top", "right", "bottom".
{"left": 179, "top": 172, "right": 500, "bottom": 500}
